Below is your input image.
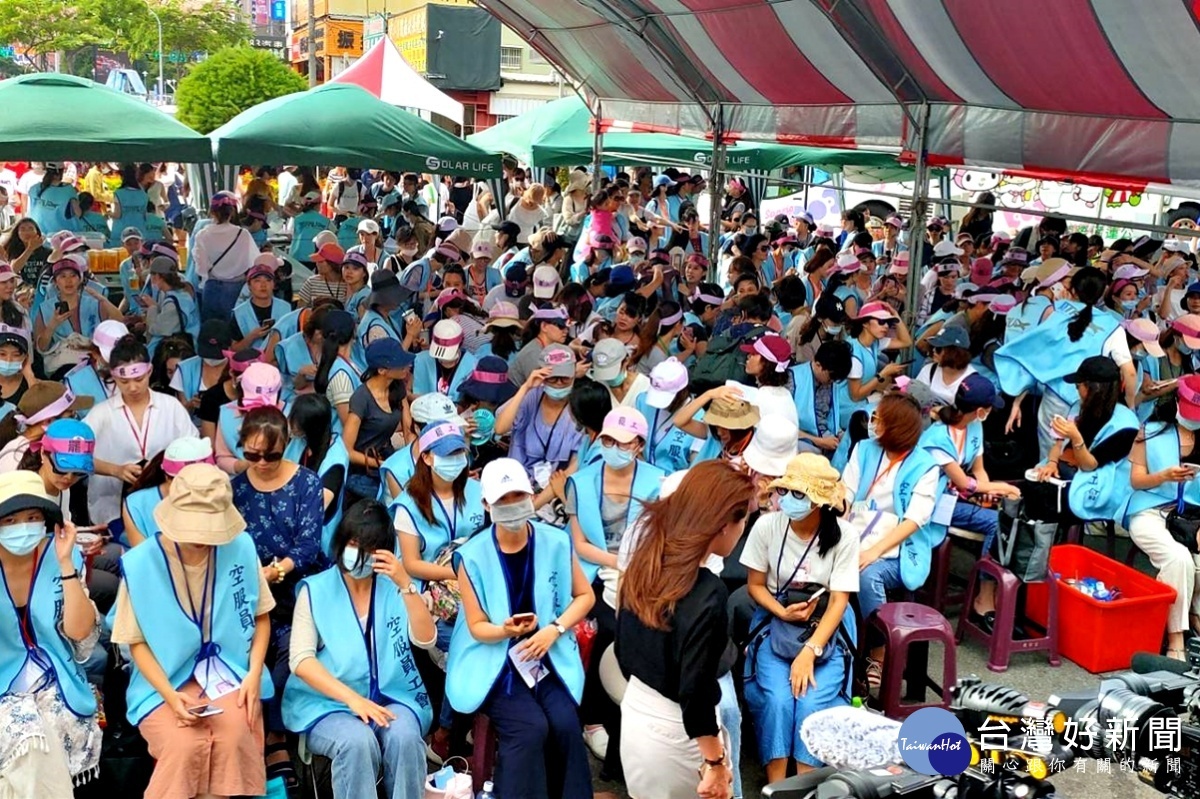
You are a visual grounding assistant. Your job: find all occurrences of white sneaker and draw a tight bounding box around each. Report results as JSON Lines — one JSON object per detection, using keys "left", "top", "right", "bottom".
{"left": 583, "top": 726, "right": 609, "bottom": 760}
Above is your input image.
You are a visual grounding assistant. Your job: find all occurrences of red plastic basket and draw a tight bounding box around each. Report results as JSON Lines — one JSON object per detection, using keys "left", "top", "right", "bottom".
{"left": 1026, "top": 545, "right": 1177, "bottom": 673}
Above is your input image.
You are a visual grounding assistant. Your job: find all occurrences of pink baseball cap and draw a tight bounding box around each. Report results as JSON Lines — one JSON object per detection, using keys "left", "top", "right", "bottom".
{"left": 645, "top": 357, "right": 689, "bottom": 409}
{"left": 856, "top": 301, "right": 900, "bottom": 323}
{"left": 1179, "top": 375, "right": 1200, "bottom": 422}
{"left": 435, "top": 243, "right": 460, "bottom": 261}
{"left": 239, "top": 362, "right": 282, "bottom": 409}
{"left": 51, "top": 253, "right": 87, "bottom": 277}
{"left": 0, "top": 262, "right": 16, "bottom": 282}
{"left": 246, "top": 262, "right": 277, "bottom": 282}
{"left": 834, "top": 251, "right": 861, "bottom": 273}
{"left": 1122, "top": 318, "right": 1165, "bottom": 358}
{"left": 627, "top": 237, "right": 648, "bottom": 254}
{"left": 969, "top": 257, "right": 994, "bottom": 286}
{"left": 471, "top": 241, "right": 496, "bottom": 260}
{"left": 1113, "top": 263, "right": 1149, "bottom": 281}
{"left": 436, "top": 288, "right": 470, "bottom": 309}
{"left": 1173, "top": 314, "right": 1200, "bottom": 349}
{"left": 600, "top": 407, "right": 648, "bottom": 444}
{"left": 885, "top": 215, "right": 903, "bottom": 228}
{"left": 988, "top": 295, "right": 1018, "bottom": 316}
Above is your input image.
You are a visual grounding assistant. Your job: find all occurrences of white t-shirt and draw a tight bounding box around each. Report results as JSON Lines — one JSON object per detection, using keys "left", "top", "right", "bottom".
{"left": 277, "top": 171, "right": 298, "bottom": 207}
{"left": 508, "top": 203, "right": 549, "bottom": 244}
{"left": 915, "top": 363, "right": 977, "bottom": 406}
{"left": 739, "top": 511, "right": 860, "bottom": 595}
{"left": 1101, "top": 326, "right": 1132, "bottom": 366}
{"left": 752, "top": 384, "right": 799, "bottom": 427}
{"left": 841, "top": 449, "right": 938, "bottom": 526}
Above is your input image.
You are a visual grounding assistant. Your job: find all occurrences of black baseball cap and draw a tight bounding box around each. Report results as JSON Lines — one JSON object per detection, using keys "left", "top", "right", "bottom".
{"left": 492, "top": 221, "right": 520, "bottom": 240}
{"left": 815, "top": 292, "right": 847, "bottom": 324}
{"left": 1064, "top": 356, "right": 1119, "bottom": 384}
{"left": 196, "top": 319, "right": 234, "bottom": 360}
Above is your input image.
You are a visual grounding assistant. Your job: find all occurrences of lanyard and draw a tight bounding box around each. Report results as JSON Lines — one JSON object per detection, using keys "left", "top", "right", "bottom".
{"left": 532, "top": 399, "right": 568, "bottom": 462}
{"left": 363, "top": 578, "right": 379, "bottom": 699}
{"left": 774, "top": 529, "right": 818, "bottom": 598}
{"left": 173, "top": 543, "right": 214, "bottom": 641}
{"left": 494, "top": 524, "right": 535, "bottom": 617}
{"left": 866, "top": 450, "right": 908, "bottom": 503}
{"left": 121, "top": 404, "right": 153, "bottom": 461}
{"left": 647, "top": 409, "right": 669, "bottom": 457}
{"left": 433, "top": 493, "right": 459, "bottom": 542}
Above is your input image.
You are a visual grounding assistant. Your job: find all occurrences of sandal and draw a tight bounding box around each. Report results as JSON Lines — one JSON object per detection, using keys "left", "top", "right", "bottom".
{"left": 1167, "top": 648, "right": 1187, "bottom": 662}
{"left": 866, "top": 658, "right": 883, "bottom": 690}
{"left": 265, "top": 742, "right": 300, "bottom": 797}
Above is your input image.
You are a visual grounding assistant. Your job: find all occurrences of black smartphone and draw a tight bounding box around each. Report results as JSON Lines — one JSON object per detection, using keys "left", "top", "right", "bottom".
{"left": 55, "top": 301, "right": 69, "bottom": 315}
{"left": 262, "top": 318, "right": 275, "bottom": 328}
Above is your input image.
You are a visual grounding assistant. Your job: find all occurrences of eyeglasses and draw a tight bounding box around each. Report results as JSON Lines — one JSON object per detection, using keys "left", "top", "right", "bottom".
{"left": 544, "top": 376, "right": 572, "bottom": 388}
{"left": 599, "top": 435, "right": 638, "bottom": 451}
{"left": 243, "top": 450, "right": 284, "bottom": 463}
{"left": 756, "top": 246, "right": 770, "bottom": 253}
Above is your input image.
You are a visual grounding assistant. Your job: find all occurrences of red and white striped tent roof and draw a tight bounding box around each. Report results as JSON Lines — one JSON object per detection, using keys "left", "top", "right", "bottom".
{"left": 331, "top": 37, "right": 464, "bottom": 125}
{"left": 477, "top": 0, "right": 1200, "bottom": 187}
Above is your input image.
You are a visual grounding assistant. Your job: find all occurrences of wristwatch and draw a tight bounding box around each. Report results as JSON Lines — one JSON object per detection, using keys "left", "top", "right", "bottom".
{"left": 398, "top": 582, "right": 419, "bottom": 595}
{"left": 697, "top": 750, "right": 729, "bottom": 779}
{"left": 552, "top": 620, "right": 567, "bottom": 635}
{"left": 804, "top": 641, "right": 824, "bottom": 657}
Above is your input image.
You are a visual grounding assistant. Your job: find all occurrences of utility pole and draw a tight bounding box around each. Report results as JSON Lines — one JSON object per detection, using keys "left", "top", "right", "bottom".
{"left": 307, "top": 0, "right": 317, "bottom": 87}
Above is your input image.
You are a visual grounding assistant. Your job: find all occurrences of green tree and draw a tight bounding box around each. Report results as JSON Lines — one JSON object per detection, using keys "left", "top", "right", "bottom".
{"left": 176, "top": 45, "right": 306, "bottom": 133}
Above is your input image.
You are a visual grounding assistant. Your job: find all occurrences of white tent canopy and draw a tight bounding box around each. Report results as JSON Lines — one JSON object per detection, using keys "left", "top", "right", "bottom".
{"left": 331, "top": 37, "right": 463, "bottom": 126}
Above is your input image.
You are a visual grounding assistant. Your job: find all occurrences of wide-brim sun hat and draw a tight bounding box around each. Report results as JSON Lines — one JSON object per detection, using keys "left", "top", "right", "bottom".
{"left": 460, "top": 356, "right": 517, "bottom": 406}
{"left": 743, "top": 415, "right": 800, "bottom": 477}
{"left": 153, "top": 463, "right": 246, "bottom": 546}
{"left": 704, "top": 397, "right": 759, "bottom": 430}
{"left": 768, "top": 452, "right": 846, "bottom": 508}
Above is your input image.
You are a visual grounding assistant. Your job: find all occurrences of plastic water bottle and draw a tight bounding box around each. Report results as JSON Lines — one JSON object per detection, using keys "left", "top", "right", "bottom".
{"left": 477, "top": 780, "right": 496, "bottom": 799}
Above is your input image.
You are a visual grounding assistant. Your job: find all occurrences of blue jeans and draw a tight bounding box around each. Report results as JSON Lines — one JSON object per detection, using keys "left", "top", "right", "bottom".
{"left": 306, "top": 706, "right": 426, "bottom": 799}
{"left": 718, "top": 672, "right": 744, "bottom": 798}
{"left": 859, "top": 556, "right": 904, "bottom": 622}
{"left": 201, "top": 277, "right": 245, "bottom": 324}
{"left": 951, "top": 500, "right": 1000, "bottom": 554}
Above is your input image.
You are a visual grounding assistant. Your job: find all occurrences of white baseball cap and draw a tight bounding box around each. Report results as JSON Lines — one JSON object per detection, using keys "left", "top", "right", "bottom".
{"left": 743, "top": 415, "right": 800, "bottom": 477}
{"left": 645, "top": 357, "right": 689, "bottom": 409}
{"left": 532, "top": 265, "right": 562, "bottom": 299}
{"left": 481, "top": 457, "right": 534, "bottom": 504}
{"left": 933, "top": 240, "right": 965, "bottom": 258}
{"left": 92, "top": 320, "right": 130, "bottom": 363}
{"left": 410, "top": 392, "right": 466, "bottom": 427}
{"left": 429, "top": 319, "right": 464, "bottom": 362}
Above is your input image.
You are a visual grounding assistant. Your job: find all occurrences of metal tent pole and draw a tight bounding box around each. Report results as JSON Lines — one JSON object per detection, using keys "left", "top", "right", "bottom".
{"left": 592, "top": 99, "right": 603, "bottom": 192}
{"left": 708, "top": 104, "right": 725, "bottom": 269}
{"left": 904, "top": 103, "right": 930, "bottom": 325}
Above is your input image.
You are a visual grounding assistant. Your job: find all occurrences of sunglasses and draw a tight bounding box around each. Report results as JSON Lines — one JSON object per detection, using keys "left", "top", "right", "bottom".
{"left": 243, "top": 450, "right": 284, "bottom": 463}
{"left": 775, "top": 487, "right": 808, "bottom": 500}
{"left": 49, "top": 460, "right": 86, "bottom": 478}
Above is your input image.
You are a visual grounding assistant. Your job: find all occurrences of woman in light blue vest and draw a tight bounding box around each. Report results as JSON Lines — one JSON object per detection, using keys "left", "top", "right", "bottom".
{"left": 1123, "top": 375, "right": 1200, "bottom": 661}
{"left": 413, "top": 319, "right": 478, "bottom": 403}
{"left": 143, "top": 257, "right": 200, "bottom": 356}
{"left": 791, "top": 341, "right": 852, "bottom": 459}
{"left": 34, "top": 255, "right": 122, "bottom": 378}
{"left": 378, "top": 392, "right": 463, "bottom": 504}
{"left": 232, "top": 259, "right": 292, "bottom": 352}
{"left": 921, "top": 375, "right": 1022, "bottom": 633}
{"left": 0, "top": 471, "right": 101, "bottom": 792}
{"left": 633, "top": 358, "right": 695, "bottom": 472}
{"left": 170, "top": 318, "right": 234, "bottom": 415}
{"left": 1033, "top": 356, "right": 1139, "bottom": 523}
{"left": 121, "top": 436, "right": 214, "bottom": 547}
{"left": 289, "top": 192, "right": 333, "bottom": 264}
{"left": 283, "top": 499, "right": 435, "bottom": 799}
{"left": 447, "top": 457, "right": 595, "bottom": 799}
{"left": 355, "top": 270, "right": 409, "bottom": 371}
{"left": 26, "top": 165, "right": 79, "bottom": 236}
{"left": 286, "top": 394, "right": 350, "bottom": 558}
{"left": 341, "top": 250, "right": 371, "bottom": 320}
{"left": 106, "top": 164, "right": 150, "bottom": 247}
{"left": 314, "top": 310, "right": 363, "bottom": 433}
{"left": 842, "top": 393, "right": 940, "bottom": 686}
{"left": 111, "top": 463, "right": 274, "bottom": 799}
{"left": 837, "top": 302, "right": 912, "bottom": 431}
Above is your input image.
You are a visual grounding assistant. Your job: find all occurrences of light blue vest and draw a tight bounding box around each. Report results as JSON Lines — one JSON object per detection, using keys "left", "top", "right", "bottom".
{"left": 1120, "top": 422, "right": 1200, "bottom": 524}
{"left": 413, "top": 351, "right": 477, "bottom": 403}
{"left": 123, "top": 485, "right": 164, "bottom": 545}
{"left": 282, "top": 567, "right": 433, "bottom": 734}
{"left": 633, "top": 394, "right": 694, "bottom": 473}
{"left": 63, "top": 360, "right": 112, "bottom": 417}
{"left": 851, "top": 439, "right": 941, "bottom": 591}
{"left": 108, "top": 187, "right": 149, "bottom": 246}
{"left": 1005, "top": 295, "right": 1053, "bottom": 342}
{"left": 791, "top": 361, "right": 842, "bottom": 438}
{"left": 121, "top": 533, "right": 274, "bottom": 724}
{"left": 354, "top": 309, "right": 402, "bottom": 372}
{"left": 567, "top": 460, "right": 665, "bottom": 582}
{"left": 446, "top": 523, "right": 584, "bottom": 714}
{"left": 28, "top": 183, "right": 78, "bottom": 234}
{"left": 326, "top": 357, "right": 362, "bottom": 435}
{"left": 1135, "top": 356, "right": 1163, "bottom": 424}
{"left": 379, "top": 444, "right": 418, "bottom": 504}
{"left": 392, "top": 480, "right": 486, "bottom": 577}
{"left": 233, "top": 298, "right": 291, "bottom": 351}
{"left": 218, "top": 403, "right": 246, "bottom": 459}
{"left": 39, "top": 293, "right": 102, "bottom": 350}
{"left": 276, "top": 332, "right": 314, "bottom": 404}
{"left": 272, "top": 308, "right": 305, "bottom": 348}
{"left": 920, "top": 421, "right": 985, "bottom": 541}
{"left": 346, "top": 287, "right": 370, "bottom": 321}
{"left": 0, "top": 546, "right": 94, "bottom": 716}
{"left": 837, "top": 337, "right": 880, "bottom": 430}
{"left": 995, "top": 301, "right": 1119, "bottom": 405}
{"left": 289, "top": 211, "right": 332, "bottom": 262}
{"left": 149, "top": 290, "right": 200, "bottom": 356}
{"left": 296, "top": 434, "right": 352, "bottom": 557}
{"left": 173, "top": 356, "right": 204, "bottom": 404}
{"left": 1066, "top": 404, "right": 1138, "bottom": 522}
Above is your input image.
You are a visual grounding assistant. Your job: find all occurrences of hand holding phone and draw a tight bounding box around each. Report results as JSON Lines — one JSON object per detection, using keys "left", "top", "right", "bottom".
{"left": 189, "top": 704, "right": 223, "bottom": 718}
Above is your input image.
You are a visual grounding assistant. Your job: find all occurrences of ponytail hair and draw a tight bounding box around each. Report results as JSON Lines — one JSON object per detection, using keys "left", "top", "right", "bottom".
{"left": 314, "top": 326, "right": 355, "bottom": 395}
{"left": 1066, "top": 266, "right": 1107, "bottom": 343}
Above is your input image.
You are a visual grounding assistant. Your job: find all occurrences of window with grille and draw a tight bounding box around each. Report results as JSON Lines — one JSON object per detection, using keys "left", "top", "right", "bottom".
{"left": 500, "top": 47, "right": 522, "bottom": 70}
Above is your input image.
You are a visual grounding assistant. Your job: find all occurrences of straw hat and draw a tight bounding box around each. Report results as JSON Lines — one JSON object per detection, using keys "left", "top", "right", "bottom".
{"left": 704, "top": 397, "right": 760, "bottom": 430}
{"left": 768, "top": 452, "right": 846, "bottom": 508}
{"left": 153, "top": 464, "right": 246, "bottom": 546}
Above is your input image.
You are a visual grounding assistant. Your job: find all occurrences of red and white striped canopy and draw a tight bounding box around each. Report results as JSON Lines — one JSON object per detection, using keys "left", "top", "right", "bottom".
{"left": 478, "top": 0, "right": 1200, "bottom": 186}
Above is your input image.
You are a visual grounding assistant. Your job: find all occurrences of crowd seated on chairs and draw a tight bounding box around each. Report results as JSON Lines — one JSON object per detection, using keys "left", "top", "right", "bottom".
{"left": 2, "top": 160, "right": 1197, "bottom": 799}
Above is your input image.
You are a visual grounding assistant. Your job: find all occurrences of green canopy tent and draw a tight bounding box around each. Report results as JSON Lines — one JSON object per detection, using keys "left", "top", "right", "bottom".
{"left": 467, "top": 97, "right": 899, "bottom": 173}
{"left": 0, "top": 73, "right": 212, "bottom": 162}
{"left": 210, "top": 83, "right": 502, "bottom": 180}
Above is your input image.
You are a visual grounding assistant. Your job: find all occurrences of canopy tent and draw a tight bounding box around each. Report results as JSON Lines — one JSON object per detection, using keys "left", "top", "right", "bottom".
{"left": 467, "top": 96, "right": 899, "bottom": 173}
{"left": 209, "top": 83, "right": 501, "bottom": 179}
{"left": 331, "top": 36, "right": 464, "bottom": 125}
{"left": 474, "top": 0, "right": 1200, "bottom": 188}
{"left": 0, "top": 73, "right": 211, "bottom": 162}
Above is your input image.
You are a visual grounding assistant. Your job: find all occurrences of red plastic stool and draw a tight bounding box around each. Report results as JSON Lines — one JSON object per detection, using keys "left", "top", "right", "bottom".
{"left": 956, "top": 557, "right": 1061, "bottom": 673}
{"left": 867, "top": 602, "right": 957, "bottom": 720}
{"left": 470, "top": 713, "right": 498, "bottom": 792}
{"left": 918, "top": 526, "right": 986, "bottom": 608}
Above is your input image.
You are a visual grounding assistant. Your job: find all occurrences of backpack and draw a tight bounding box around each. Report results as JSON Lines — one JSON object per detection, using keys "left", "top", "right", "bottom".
{"left": 688, "top": 323, "right": 766, "bottom": 394}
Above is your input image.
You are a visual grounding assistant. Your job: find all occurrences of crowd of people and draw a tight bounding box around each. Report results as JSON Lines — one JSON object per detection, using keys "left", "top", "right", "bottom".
{"left": 1, "top": 157, "right": 1197, "bottom": 799}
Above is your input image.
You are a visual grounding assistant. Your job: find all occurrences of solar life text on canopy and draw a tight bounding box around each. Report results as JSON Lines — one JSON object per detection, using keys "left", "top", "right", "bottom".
{"left": 331, "top": 36, "right": 465, "bottom": 126}
{"left": 209, "top": 83, "right": 501, "bottom": 179}
{"left": 0, "top": 73, "right": 211, "bottom": 163}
